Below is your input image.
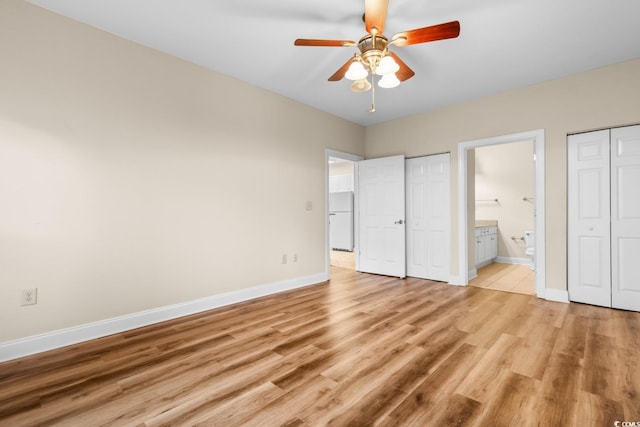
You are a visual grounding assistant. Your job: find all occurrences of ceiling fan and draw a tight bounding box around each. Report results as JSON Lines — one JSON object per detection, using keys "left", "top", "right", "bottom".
{"left": 294, "top": 0, "right": 460, "bottom": 112}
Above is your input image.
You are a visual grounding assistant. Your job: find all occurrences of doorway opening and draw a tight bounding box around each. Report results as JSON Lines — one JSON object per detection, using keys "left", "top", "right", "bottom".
{"left": 457, "top": 130, "right": 546, "bottom": 298}
{"left": 325, "top": 149, "right": 363, "bottom": 278}
{"left": 469, "top": 140, "right": 536, "bottom": 295}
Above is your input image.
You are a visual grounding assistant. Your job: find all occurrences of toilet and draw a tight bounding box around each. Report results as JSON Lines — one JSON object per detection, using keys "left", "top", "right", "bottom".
{"left": 524, "top": 230, "right": 535, "bottom": 271}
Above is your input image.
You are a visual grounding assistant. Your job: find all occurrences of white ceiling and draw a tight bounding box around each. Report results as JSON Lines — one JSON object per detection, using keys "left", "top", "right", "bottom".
{"left": 24, "top": 0, "right": 640, "bottom": 126}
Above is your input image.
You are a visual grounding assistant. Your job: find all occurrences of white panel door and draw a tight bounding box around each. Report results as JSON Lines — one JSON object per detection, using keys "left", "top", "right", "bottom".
{"left": 406, "top": 157, "right": 428, "bottom": 278}
{"left": 568, "top": 130, "right": 611, "bottom": 307}
{"left": 611, "top": 125, "right": 640, "bottom": 311}
{"left": 425, "top": 154, "right": 451, "bottom": 281}
{"left": 358, "top": 155, "right": 406, "bottom": 278}
{"left": 405, "top": 154, "right": 450, "bottom": 281}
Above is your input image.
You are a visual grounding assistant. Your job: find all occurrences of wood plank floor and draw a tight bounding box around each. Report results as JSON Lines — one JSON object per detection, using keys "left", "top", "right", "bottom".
{"left": 330, "top": 250, "right": 355, "bottom": 270}
{"left": 470, "top": 263, "right": 535, "bottom": 295}
{"left": 1, "top": 266, "right": 639, "bottom": 426}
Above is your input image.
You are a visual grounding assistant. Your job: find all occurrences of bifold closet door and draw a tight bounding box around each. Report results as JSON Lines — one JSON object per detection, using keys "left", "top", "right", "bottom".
{"left": 567, "top": 130, "right": 611, "bottom": 307}
{"left": 568, "top": 125, "right": 640, "bottom": 311}
{"left": 610, "top": 125, "right": 640, "bottom": 311}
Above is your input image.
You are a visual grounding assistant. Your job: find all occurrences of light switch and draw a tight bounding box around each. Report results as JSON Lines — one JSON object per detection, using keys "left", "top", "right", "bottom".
{"left": 305, "top": 201, "right": 313, "bottom": 211}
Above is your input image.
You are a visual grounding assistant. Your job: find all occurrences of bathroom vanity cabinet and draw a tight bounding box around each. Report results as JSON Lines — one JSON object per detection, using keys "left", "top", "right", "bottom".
{"left": 475, "top": 225, "right": 497, "bottom": 268}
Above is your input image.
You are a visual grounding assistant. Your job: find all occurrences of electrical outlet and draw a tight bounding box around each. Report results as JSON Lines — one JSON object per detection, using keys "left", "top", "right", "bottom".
{"left": 21, "top": 288, "right": 37, "bottom": 306}
{"left": 282, "top": 253, "right": 287, "bottom": 264}
{"left": 293, "top": 253, "right": 298, "bottom": 263}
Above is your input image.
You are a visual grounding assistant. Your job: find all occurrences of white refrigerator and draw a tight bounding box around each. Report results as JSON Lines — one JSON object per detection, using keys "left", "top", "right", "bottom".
{"left": 329, "top": 191, "right": 354, "bottom": 251}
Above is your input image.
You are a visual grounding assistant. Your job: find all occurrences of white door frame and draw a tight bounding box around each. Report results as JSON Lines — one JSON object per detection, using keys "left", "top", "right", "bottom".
{"left": 325, "top": 149, "right": 364, "bottom": 279}
{"left": 456, "top": 129, "right": 547, "bottom": 298}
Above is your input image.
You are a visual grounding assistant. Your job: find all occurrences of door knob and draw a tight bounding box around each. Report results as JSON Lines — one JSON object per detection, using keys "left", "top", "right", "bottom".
{"left": 394, "top": 220, "right": 404, "bottom": 225}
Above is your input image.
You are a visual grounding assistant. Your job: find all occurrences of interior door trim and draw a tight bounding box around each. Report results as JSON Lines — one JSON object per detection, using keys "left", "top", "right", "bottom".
{"left": 325, "top": 149, "right": 364, "bottom": 279}
{"left": 456, "top": 129, "right": 549, "bottom": 300}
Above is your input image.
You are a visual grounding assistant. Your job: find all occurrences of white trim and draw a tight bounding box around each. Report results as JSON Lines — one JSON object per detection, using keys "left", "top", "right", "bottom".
{"left": 476, "top": 260, "right": 493, "bottom": 269}
{"left": 448, "top": 275, "right": 467, "bottom": 286}
{"left": 544, "top": 288, "right": 570, "bottom": 303}
{"left": 325, "top": 149, "right": 363, "bottom": 277}
{"left": 495, "top": 257, "right": 532, "bottom": 265}
{"left": 0, "top": 273, "right": 327, "bottom": 363}
{"left": 457, "top": 129, "right": 547, "bottom": 299}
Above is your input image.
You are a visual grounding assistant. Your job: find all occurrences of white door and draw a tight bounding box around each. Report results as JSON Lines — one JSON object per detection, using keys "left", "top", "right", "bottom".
{"left": 406, "top": 154, "right": 450, "bottom": 281}
{"left": 568, "top": 130, "right": 611, "bottom": 307}
{"left": 425, "top": 154, "right": 451, "bottom": 281}
{"left": 358, "top": 155, "right": 406, "bottom": 278}
{"left": 611, "top": 125, "right": 640, "bottom": 311}
{"left": 406, "top": 157, "right": 428, "bottom": 278}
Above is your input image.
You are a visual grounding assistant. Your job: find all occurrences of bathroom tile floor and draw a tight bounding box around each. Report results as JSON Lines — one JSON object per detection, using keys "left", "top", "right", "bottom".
{"left": 470, "top": 262, "right": 535, "bottom": 295}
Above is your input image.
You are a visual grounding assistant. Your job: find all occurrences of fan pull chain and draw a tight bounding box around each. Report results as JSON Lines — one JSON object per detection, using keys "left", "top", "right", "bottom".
{"left": 369, "top": 73, "right": 376, "bottom": 113}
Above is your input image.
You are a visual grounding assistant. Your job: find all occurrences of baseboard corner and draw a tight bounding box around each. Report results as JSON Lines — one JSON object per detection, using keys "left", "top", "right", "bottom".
{"left": 544, "top": 288, "right": 569, "bottom": 303}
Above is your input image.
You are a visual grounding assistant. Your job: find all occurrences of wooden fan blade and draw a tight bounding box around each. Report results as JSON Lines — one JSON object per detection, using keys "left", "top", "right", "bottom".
{"left": 364, "top": 0, "right": 389, "bottom": 34}
{"left": 388, "top": 52, "right": 415, "bottom": 82}
{"left": 294, "top": 39, "right": 355, "bottom": 47}
{"left": 328, "top": 58, "right": 354, "bottom": 81}
{"left": 392, "top": 21, "right": 460, "bottom": 47}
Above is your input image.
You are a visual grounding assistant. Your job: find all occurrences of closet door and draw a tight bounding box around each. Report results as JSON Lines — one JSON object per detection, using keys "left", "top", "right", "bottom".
{"left": 611, "top": 125, "right": 640, "bottom": 311}
{"left": 425, "top": 154, "right": 450, "bottom": 282}
{"left": 568, "top": 130, "right": 611, "bottom": 307}
{"left": 406, "top": 157, "right": 428, "bottom": 278}
{"left": 358, "top": 155, "right": 406, "bottom": 278}
{"left": 405, "top": 153, "right": 450, "bottom": 281}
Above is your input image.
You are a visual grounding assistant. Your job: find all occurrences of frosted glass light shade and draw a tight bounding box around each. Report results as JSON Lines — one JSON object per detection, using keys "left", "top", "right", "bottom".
{"left": 345, "top": 61, "right": 368, "bottom": 80}
{"left": 376, "top": 55, "right": 400, "bottom": 75}
{"left": 378, "top": 73, "right": 400, "bottom": 88}
{"left": 351, "top": 78, "right": 372, "bottom": 92}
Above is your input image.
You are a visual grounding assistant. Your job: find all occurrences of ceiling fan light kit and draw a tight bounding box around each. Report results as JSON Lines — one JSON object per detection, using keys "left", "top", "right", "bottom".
{"left": 377, "top": 55, "right": 400, "bottom": 76}
{"left": 345, "top": 59, "right": 369, "bottom": 81}
{"left": 294, "top": 0, "right": 460, "bottom": 112}
{"left": 378, "top": 73, "right": 400, "bottom": 88}
{"left": 351, "top": 78, "right": 372, "bottom": 92}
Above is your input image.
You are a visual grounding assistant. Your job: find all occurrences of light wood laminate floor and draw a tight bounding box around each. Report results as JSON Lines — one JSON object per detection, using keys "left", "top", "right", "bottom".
{"left": 1, "top": 266, "right": 639, "bottom": 426}
{"left": 470, "top": 262, "right": 535, "bottom": 295}
{"left": 330, "top": 250, "right": 355, "bottom": 269}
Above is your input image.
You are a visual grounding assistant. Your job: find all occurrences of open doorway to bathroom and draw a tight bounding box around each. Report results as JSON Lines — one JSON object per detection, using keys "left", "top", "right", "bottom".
{"left": 470, "top": 140, "right": 535, "bottom": 295}
{"left": 457, "top": 129, "right": 546, "bottom": 299}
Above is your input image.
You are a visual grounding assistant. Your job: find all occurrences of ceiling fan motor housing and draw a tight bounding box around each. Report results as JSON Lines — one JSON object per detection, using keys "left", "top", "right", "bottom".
{"left": 358, "top": 34, "right": 388, "bottom": 72}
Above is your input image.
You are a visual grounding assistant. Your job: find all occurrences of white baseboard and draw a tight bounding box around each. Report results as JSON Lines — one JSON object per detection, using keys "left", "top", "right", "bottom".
{"left": 447, "top": 269, "right": 476, "bottom": 286}
{"left": 0, "top": 272, "right": 328, "bottom": 363}
{"left": 448, "top": 274, "right": 467, "bottom": 286}
{"left": 495, "top": 256, "right": 532, "bottom": 266}
{"left": 544, "top": 288, "right": 569, "bottom": 303}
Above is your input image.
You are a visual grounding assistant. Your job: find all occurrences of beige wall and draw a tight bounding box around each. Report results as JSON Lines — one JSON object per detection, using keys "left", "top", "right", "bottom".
{"left": 329, "top": 161, "right": 355, "bottom": 177}
{"left": 475, "top": 141, "right": 535, "bottom": 259}
{"left": 3, "top": 0, "right": 640, "bottom": 348}
{"left": 366, "top": 57, "right": 640, "bottom": 290}
{"left": 0, "top": 1, "right": 364, "bottom": 343}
